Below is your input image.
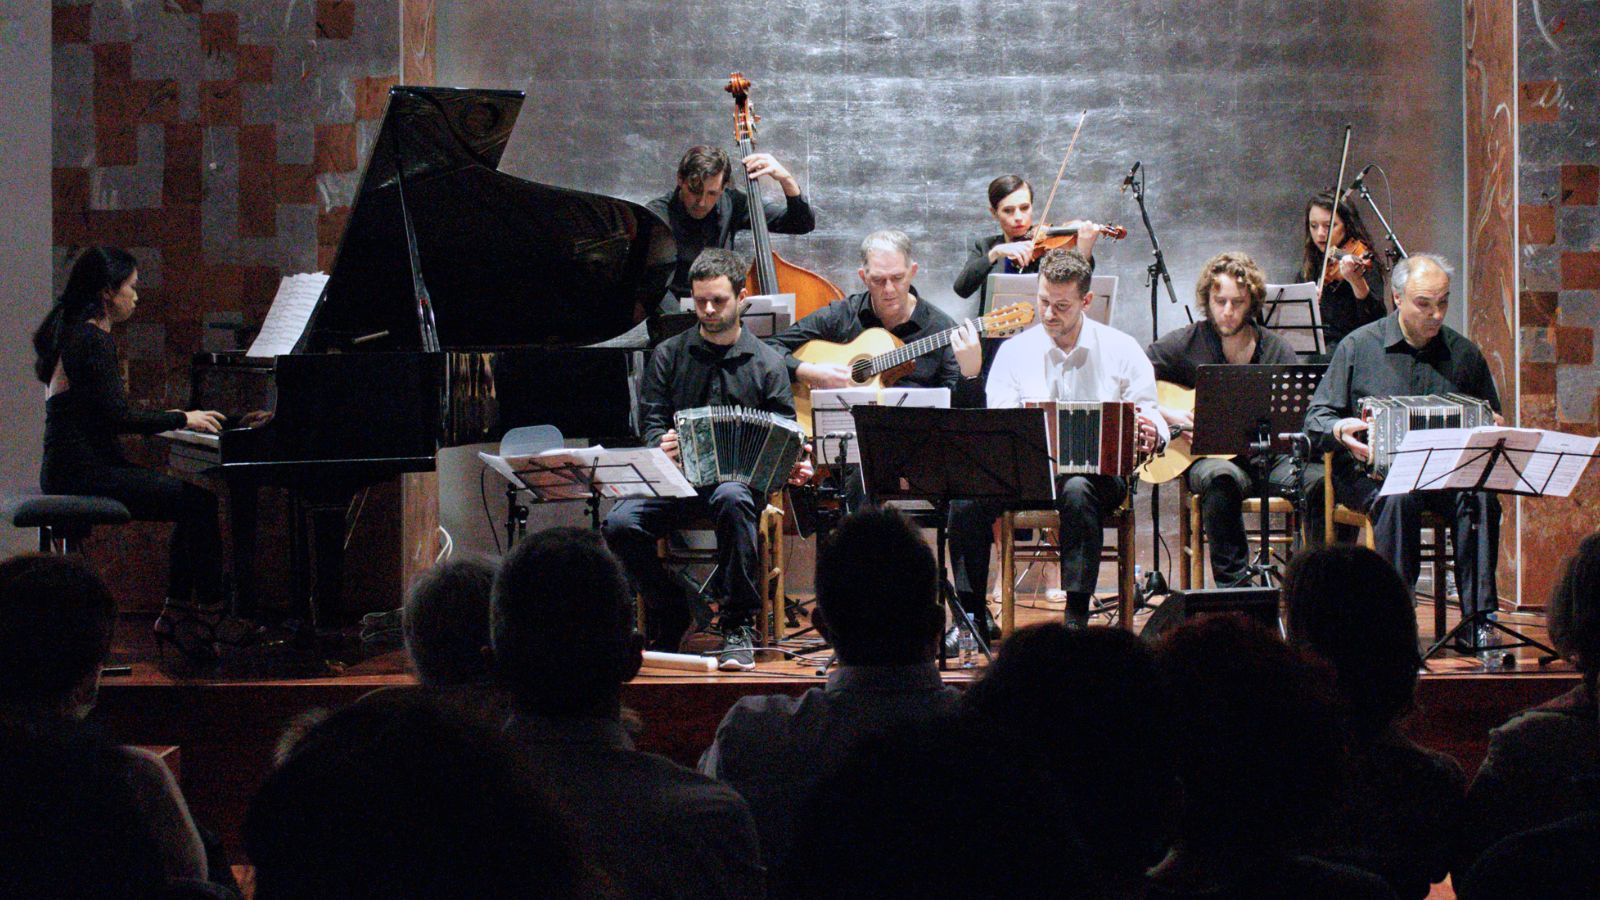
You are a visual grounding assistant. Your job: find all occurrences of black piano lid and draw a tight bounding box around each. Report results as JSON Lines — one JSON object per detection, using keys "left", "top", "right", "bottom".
{"left": 300, "top": 86, "right": 676, "bottom": 354}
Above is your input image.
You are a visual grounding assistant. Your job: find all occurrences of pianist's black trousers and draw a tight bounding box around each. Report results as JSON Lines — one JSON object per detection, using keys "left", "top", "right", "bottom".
{"left": 949, "top": 474, "right": 1127, "bottom": 621}
{"left": 602, "top": 481, "right": 761, "bottom": 644}
{"left": 42, "top": 462, "right": 225, "bottom": 607}
{"left": 1336, "top": 467, "right": 1501, "bottom": 616}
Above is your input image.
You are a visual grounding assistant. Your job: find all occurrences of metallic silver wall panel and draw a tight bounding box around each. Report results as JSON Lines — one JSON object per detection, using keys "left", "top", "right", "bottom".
{"left": 438, "top": 1, "right": 1464, "bottom": 337}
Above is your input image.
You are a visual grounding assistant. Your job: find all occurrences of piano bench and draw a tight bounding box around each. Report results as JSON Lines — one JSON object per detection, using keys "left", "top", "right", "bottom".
{"left": 5, "top": 495, "right": 131, "bottom": 554}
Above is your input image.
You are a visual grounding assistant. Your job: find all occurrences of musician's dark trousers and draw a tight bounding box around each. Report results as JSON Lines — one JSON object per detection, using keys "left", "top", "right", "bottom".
{"left": 1336, "top": 470, "right": 1501, "bottom": 616}
{"left": 602, "top": 481, "right": 761, "bottom": 648}
{"left": 949, "top": 474, "right": 1127, "bottom": 623}
{"left": 42, "top": 462, "right": 224, "bottom": 606}
{"left": 1186, "top": 455, "right": 1325, "bottom": 587}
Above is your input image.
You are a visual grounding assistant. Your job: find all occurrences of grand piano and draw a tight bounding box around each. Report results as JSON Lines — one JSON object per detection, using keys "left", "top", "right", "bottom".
{"left": 164, "top": 86, "right": 676, "bottom": 625}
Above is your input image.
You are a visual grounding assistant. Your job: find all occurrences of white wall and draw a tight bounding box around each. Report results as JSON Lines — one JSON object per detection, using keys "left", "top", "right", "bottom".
{"left": 0, "top": 3, "right": 52, "bottom": 554}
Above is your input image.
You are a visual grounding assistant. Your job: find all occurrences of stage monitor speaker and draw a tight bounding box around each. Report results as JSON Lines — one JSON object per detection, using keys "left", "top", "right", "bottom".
{"left": 1141, "top": 586, "right": 1281, "bottom": 641}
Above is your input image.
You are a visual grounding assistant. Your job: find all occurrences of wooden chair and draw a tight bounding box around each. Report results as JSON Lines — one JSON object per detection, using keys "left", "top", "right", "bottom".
{"left": 1177, "top": 481, "right": 1299, "bottom": 589}
{"left": 997, "top": 495, "right": 1136, "bottom": 636}
{"left": 652, "top": 496, "right": 788, "bottom": 650}
{"left": 1322, "top": 453, "right": 1452, "bottom": 639}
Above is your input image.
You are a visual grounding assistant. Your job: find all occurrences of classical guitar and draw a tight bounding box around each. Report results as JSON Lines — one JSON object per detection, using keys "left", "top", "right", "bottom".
{"left": 791, "top": 302, "right": 1035, "bottom": 434}
{"left": 1136, "top": 380, "right": 1235, "bottom": 485}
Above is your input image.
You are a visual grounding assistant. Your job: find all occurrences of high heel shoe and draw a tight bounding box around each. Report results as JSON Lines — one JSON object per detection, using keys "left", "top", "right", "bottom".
{"left": 153, "top": 603, "right": 220, "bottom": 666}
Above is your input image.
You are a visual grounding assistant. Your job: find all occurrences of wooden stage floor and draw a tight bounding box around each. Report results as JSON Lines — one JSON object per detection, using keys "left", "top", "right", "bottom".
{"left": 93, "top": 595, "right": 1579, "bottom": 866}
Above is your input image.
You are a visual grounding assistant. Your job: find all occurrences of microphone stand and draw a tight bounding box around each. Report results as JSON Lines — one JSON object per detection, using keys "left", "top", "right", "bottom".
{"left": 1128, "top": 164, "right": 1183, "bottom": 602}
{"left": 1355, "top": 178, "right": 1408, "bottom": 265}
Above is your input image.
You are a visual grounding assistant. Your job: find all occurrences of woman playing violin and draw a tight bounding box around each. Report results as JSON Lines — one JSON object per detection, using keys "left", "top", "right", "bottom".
{"left": 953, "top": 175, "right": 1101, "bottom": 308}
{"left": 1299, "top": 189, "right": 1387, "bottom": 349}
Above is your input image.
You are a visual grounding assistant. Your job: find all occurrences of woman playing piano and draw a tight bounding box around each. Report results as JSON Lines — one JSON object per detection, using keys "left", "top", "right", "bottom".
{"left": 33, "top": 247, "right": 238, "bottom": 664}
{"left": 1299, "top": 189, "right": 1388, "bottom": 350}
{"left": 952, "top": 174, "right": 1101, "bottom": 311}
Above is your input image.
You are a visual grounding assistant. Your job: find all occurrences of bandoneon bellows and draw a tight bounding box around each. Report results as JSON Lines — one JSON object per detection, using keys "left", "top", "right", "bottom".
{"left": 1359, "top": 393, "right": 1495, "bottom": 479}
{"left": 674, "top": 406, "right": 807, "bottom": 496}
{"left": 1025, "top": 400, "right": 1139, "bottom": 477}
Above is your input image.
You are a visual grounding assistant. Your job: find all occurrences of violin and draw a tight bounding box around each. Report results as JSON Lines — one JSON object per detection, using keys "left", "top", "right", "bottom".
{"left": 1028, "top": 221, "right": 1127, "bottom": 263}
{"left": 1017, "top": 111, "right": 1128, "bottom": 266}
{"left": 1322, "top": 238, "right": 1373, "bottom": 283}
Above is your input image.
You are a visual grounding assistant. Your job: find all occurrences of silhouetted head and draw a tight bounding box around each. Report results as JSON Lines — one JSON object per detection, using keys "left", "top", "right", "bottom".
{"left": 245, "top": 689, "right": 583, "bottom": 899}
{"left": 812, "top": 507, "right": 943, "bottom": 666}
{"left": 491, "top": 527, "right": 642, "bottom": 717}
{"left": 0, "top": 553, "right": 117, "bottom": 720}
{"left": 1284, "top": 545, "right": 1420, "bottom": 740}
{"left": 402, "top": 556, "right": 498, "bottom": 687}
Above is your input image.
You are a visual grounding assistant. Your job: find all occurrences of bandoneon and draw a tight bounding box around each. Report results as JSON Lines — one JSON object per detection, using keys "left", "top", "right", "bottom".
{"left": 1360, "top": 393, "right": 1495, "bottom": 479}
{"left": 674, "top": 406, "right": 807, "bottom": 496}
{"left": 1025, "top": 400, "right": 1139, "bottom": 477}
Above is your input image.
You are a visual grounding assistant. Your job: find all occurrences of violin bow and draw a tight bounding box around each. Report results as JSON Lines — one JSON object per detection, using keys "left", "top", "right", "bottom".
{"left": 1034, "top": 109, "right": 1089, "bottom": 237}
{"left": 1315, "top": 124, "right": 1354, "bottom": 313}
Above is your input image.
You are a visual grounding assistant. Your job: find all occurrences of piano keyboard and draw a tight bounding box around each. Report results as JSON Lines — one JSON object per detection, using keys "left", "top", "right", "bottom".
{"left": 158, "top": 429, "right": 221, "bottom": 449}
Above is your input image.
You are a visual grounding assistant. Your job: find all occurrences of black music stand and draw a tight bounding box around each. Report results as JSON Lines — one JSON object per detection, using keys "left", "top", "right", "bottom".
{"left": 854, "top": 406, "right": 1055, "bottom": 668}
{"left": 1191, "top": 364, "right": 1327, "bottom": 587}
{"left": 1388, "top": 436, "right": 1574, "bottom": 664}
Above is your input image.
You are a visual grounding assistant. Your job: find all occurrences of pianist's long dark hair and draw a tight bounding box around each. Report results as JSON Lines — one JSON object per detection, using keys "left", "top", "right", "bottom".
{"left": 33, "top": 246, "right": 137, "bottom": 384}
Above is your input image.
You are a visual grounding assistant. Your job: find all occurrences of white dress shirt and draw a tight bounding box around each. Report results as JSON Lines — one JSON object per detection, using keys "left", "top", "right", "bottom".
{"left": 986, "top": 318, "right": 1167, "bottom": 435}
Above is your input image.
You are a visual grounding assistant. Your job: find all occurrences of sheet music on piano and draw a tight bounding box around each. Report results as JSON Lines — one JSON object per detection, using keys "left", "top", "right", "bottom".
{"left": 246, "top": 273, "right": 329, "bottom": 358}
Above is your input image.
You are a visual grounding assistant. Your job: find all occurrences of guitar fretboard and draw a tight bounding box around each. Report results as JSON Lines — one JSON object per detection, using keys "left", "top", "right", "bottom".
{"left": 862, "top": 318, "right": 997, "bottom": 377}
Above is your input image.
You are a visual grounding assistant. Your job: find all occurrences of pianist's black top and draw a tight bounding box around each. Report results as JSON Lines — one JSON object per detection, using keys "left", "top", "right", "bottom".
{"left": 43, "top": 322, "right": 184, "bottom": 476}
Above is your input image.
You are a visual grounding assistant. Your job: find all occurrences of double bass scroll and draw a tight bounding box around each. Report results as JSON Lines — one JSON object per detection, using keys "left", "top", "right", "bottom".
{"left": 726, "top": 73, "right": 846, "bottom": 320}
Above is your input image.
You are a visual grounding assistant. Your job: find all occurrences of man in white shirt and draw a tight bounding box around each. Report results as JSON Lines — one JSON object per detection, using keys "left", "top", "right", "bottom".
{"left": 950, "top": 248, "right": 1164, "bottom": 628}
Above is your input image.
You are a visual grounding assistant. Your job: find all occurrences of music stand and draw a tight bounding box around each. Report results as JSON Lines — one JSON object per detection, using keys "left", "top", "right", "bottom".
{"left": 1376, "top": 432, "right": 1574, "bottom": 664}
{"left": 854, "top": 406, "right": 1055, "bottom": 667}
{"left": 479, "top": 445, "right": 693, "bottom": 540}
{"left": 1191, "top": 364, "right": 1327, "bottom": 586}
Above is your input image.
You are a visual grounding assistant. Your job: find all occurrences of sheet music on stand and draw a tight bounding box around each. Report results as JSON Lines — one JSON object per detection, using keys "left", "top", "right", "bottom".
{"left": 1380, "top": 426, "right": 1599, "bottom": 497}
{"left": 478, "top": 445, "right": 696, "bottom": 501}
{"left": 1260, "top": 281, "right": 1323, "bottom": 355}
{"left": 811, "top": 387, "right": 951, "bottom": 465}
{"left": 246, "top": 272, "right": 328, "bottom": 358}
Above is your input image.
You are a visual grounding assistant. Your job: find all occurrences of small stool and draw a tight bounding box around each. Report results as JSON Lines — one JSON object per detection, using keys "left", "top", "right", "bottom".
{"left": 5, "top": 495, "right": 131, "bottom": 554}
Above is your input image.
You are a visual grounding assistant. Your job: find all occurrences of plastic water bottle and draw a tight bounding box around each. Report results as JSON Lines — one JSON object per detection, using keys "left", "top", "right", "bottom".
{"left": 958, "top": 614, "right": 979, "bottom": 669}
{"left": 1476, "top": 612, "right": 1512, "bottom": 671}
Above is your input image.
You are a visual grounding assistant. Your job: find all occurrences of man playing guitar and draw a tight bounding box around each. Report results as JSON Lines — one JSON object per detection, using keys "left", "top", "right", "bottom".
{"left": 768, "top": 229, "right": 984, "bottom": 403}
{"left": 1144, "top": 251, "right": 1322, "bottom": 587}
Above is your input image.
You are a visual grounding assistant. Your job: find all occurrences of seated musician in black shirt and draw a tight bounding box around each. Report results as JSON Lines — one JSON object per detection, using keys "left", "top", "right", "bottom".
{"left": 648, "top": 146, "right": 816, "bottom": 300}
{"left": 32, "top": 247, "right": 239, "bottom": 665}
{"left": 769, "top": 228, "right": 984, "bottom": 400}
{"left": 601, "top": 249, "right": 809, "bottom": 670}
{"left": 1305, "top": 254, "right": 1504, "bottom": 638}
{"left": 1145, "top": 251, "right": 1323, "bottom": 587}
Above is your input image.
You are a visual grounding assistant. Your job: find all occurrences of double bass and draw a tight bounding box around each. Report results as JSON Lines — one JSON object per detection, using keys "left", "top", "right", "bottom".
{"left": 726, "top": 74, "right": 846, "bottom": 319}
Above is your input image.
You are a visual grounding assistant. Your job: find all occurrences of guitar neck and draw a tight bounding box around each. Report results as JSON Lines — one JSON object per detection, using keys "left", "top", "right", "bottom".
{"left": 863, "top": 317, "right": 1000, "bottom": 377}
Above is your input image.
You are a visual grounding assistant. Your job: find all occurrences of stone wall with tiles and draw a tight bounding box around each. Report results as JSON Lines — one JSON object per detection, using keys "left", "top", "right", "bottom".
{"left": 50, "top": 0, "right": 429, "bottom": 609}
{"left": 1517, "top": 0, "right": 1600, "bottom": 607}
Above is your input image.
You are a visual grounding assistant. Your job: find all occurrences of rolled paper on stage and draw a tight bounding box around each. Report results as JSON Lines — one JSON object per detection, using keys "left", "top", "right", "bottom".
{"left": 641, "top": 650, "right": 719, "bottom": 672}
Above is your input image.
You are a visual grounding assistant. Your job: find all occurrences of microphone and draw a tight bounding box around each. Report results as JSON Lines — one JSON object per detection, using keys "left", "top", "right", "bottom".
{"left": 1120, "top": 160, "right": 1141, "bottom": 193}
{"left": 1346, "top": 163, "right": 1375, "bottom": 195}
